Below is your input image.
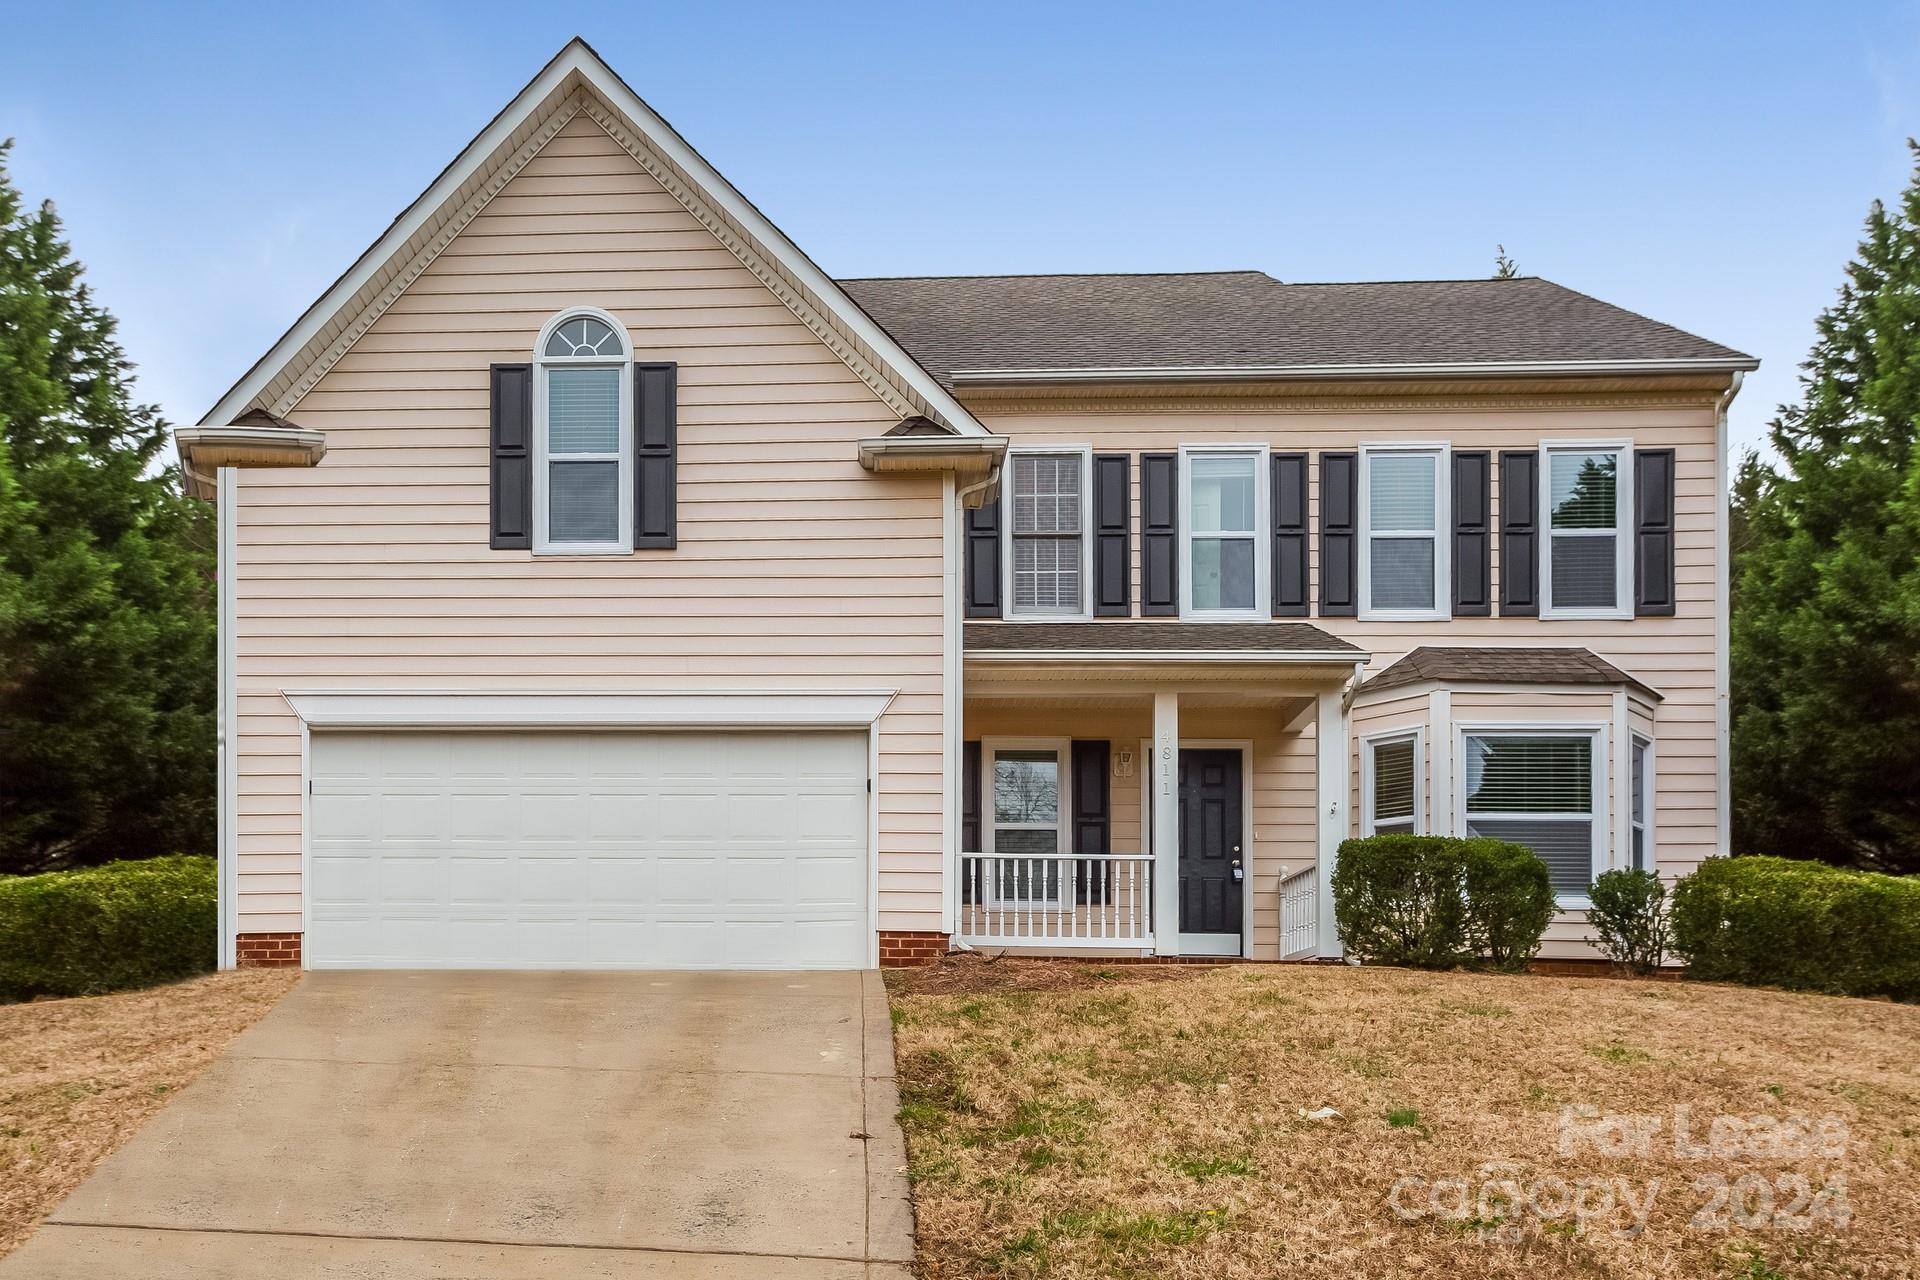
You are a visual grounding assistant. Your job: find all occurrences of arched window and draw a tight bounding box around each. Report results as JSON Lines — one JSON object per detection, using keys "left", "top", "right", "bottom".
{"left": 534, "top": 308, "right": 632, "bottom": 553}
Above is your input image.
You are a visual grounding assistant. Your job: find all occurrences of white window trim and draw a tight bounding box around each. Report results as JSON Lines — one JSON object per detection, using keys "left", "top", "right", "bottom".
{"left": 1454, "top": 720, "right": 1610, "bottom": 909}
{"left": 983, "top": 737, "right": 1072, "bottom": 904}
{"left": 533, "top": 306, "right": 634, "bottom": 556}
{"left": 1361, "top": 728, "right": 1425, "bottom": 836}
{"left": 1539, "top": 440, "right": 1634, "bottom": 620}
{"left": 1631, "top": 733, "right": 1655, "bottom": 873}
{"left": 1177, "top": 443, "right": 1271, "bottom": 621}
{"left": 1358, "top": 442, "right": 1451, "bottom": 622}
{"left": 1001, "top": 444, "right": 1094, "bottom": 619}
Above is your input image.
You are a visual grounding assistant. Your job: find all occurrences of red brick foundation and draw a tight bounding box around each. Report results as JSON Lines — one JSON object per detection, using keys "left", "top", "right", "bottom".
{"left": 879, "top": 931, "right": 949, "bottom": 967}
{"left": 236, "top": 932, "right": 302, "bottom": 968}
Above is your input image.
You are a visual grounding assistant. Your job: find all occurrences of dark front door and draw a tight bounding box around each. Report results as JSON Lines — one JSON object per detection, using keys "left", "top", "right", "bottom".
{"left": 1178, "top": 749, "right": 1243, "bottom": 940}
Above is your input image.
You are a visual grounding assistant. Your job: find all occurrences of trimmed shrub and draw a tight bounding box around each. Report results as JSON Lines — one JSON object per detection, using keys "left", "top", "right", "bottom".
{"left": 0, "top": 856, "right": 216, "bottom": 1001}
{"left": 1670, "top": 856, "right": 1920, "bottom": 1001}
{"left": 1332, "top": 834, "right": 1553, "bottom": 971}
{"left": 1332, "top": 835, "right": 1468, "bottom": 968}
{"left": 1461, "top": 838, "right": 1557, "bottom": 972}
{"left": 1586, "top": 868, "right": 1670, "bottom": 975}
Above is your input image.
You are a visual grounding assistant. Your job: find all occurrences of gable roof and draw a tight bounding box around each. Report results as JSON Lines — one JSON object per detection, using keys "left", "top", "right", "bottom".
{"left": 838, "top": 272, "right": 1756, "bottom": 387}
{"left": 1360, "top": 646, "right": 1661, "bottom": 701}
{"left": 202, "top": 38, "right": 986, "bottom": 436}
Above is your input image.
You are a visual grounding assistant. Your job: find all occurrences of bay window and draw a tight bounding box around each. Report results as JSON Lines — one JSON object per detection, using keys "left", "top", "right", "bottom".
{"left": 1541, "top": 444, "right": 1632, "bottom": 618}
{"left": 1006, "top": 450, "right": 1090, "bottom": 616}
{"left": 1631, "top": 734, "right": 1652, "bottom": 871}
{"left": 1364, "top": 733, "right": 1422, "bottom": 835}
{"left": 1462, "top": 730, "right": 1603, "bottom": 901}
{"left": 1181, "top": 447, "right": 1268, "bottom": 617}
{"left": 1360, "top": 446, "right": 1448, "bottom": 619}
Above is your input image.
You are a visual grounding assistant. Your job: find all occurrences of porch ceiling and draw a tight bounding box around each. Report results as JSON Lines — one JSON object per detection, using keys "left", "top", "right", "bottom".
{"left": 967, "top": 690, "right": 1318, "bottom": 714}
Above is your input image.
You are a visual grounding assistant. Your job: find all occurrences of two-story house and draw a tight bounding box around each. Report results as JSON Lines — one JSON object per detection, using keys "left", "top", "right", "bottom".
{"left": 177, "top": 39, "right": 1753, "bottom": 971}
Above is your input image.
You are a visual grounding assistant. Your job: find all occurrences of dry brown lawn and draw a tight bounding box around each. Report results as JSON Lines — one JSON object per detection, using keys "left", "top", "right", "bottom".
{"left": 887, "top": 957, "right": 1920, "bottom": 1280}
{"left": 0, "top": 969, "right": 299, "bottom": 1258}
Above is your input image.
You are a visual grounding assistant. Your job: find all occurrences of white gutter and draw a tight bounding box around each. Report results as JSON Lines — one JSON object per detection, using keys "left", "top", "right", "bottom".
{"left": 857, "top": 434, "right": 1007, "bottom": 467}
{"left": 175, "top": 425, "right": 327, "bottom": 499}
{"left": 950, "top": 357, "right": 1761, "bottom": 386}
{"left": 967, "top": 648, "right": 1371, "bottom": 665}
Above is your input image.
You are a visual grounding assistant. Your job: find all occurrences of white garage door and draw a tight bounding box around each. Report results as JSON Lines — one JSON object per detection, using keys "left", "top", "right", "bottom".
{"left": 306, "top": 730, "right": 869, "bottom": 970}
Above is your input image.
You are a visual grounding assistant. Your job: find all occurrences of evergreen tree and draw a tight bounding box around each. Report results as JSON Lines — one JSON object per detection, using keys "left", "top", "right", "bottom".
{"left": 1731, "top": 141, "right": 1920, "bottom": 872}
{"left": 0, "top": 140, "right": 215, "bottom": 873}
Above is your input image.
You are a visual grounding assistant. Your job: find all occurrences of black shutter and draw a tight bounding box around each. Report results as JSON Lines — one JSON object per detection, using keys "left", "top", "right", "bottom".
{"left": 1635, "top": 448, "right": 1677, "bottom": 616}
{"left": 633, "top": 362, "right": 677, "bottom": 549}
{"left": 1317, "top": 452, "right": 1358, "bottom": 617}
{"left": 1093, "top": 454, "right": 1132, "bottom": 617}
{"left": 1072, "top": 740, "right": 1110, "bottom": 904}
{"left": 1498, "top": 450, "right": 1539, "bottom": 616}
{"left": 961, "top": 741, "right": 981, "bottom": 905}
{"left": 489, "top": 363, "right": 533, "bottom": 549}
{"left": 1452, "top": 450, "right": 1492, "bottom": 616}
{"left": 1272, "top": 452, "right": 1310, "bottom": 617}
{"left": 1141, "top": 453, "right": 1178, "bottom": 616}
{"left": 964, "top": 501, "right": 1002, "bottom": 617}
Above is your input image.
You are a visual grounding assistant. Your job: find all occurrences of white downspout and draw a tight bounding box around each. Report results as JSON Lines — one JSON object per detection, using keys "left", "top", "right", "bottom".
{"left": 944, "top": 462, "right": 1000, "bottom": 945}
{"left": 217, "top": 468, "right": 238, "bottom": 969}
{"left": 1713, "top": 371, "right": 1744, "bottom": 858}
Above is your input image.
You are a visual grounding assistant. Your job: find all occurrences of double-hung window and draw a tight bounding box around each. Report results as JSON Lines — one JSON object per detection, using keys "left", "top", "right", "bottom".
{"left": 1462, "top": 730, "right": 1603, "bottom": 902}
{"left": 1360, "top": 445, "right": 1448, "bottom": 619}
{"left": 1541, "top": 444, "right": 1632, "bottom": 618}
{"left": 986, "top": 742, "right": 1068, "bottom": 902}
{"left": 1181, "top": 447, "right": 1268, "bottom": 617}
{"left": 1006, "top": 450, "right": 1090, "bottom": 616}
{"left": 535, "top": 309, "right": 633, "bottom": 554}
{"left": 1364, "top": 733, "right": 1422, "bottom": 835}
{"left": 1630, "top": 735, "right": 1653, "bottom": 871}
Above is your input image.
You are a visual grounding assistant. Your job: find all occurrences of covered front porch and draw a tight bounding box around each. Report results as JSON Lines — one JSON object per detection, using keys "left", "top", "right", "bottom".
{"left": 953, "top": 623, "right": 1366, "bottom": 960}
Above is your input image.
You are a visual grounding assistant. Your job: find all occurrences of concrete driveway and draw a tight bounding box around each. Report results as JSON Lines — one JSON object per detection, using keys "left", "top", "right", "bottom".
{"left": 3, "top": 971, "right": 913, "bottom": 1278}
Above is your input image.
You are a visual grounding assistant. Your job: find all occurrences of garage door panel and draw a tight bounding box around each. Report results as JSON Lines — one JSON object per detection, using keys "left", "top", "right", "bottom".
{"left": 307, "top": 730, "right": 869, "bottom": 969}
{"left": 796, "top": 855, "right": 863, "bottom": 905}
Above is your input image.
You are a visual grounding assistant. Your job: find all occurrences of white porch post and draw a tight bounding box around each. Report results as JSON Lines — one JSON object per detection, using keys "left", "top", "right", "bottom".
{"left": 1152, "top": 691, "right": 1180, "bottom": 956}
{"left": 1315, "top": 686, "right": 1349, "bottom": 958}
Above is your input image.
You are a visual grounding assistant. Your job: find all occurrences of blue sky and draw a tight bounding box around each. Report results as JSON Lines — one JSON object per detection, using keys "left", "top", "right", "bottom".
{"left": 4, "top": 1, "right": 1918, "bottom": 460}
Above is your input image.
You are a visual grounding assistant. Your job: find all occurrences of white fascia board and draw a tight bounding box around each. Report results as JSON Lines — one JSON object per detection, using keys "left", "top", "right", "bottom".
{"left": 202, "top": 51, "right": 581, "bottom": 426}
{"left": 1352, "top": 677, "right": 1665, "bottom": 705}
{"left": 206, "top": 40, "right": 990, "bottom": 440}
{"left": 569, "top": 45, "right": 988, "bottom": 437}
{"left": 966, "top": 649, "right": 1370, "bottom": 665}
{"left": 282, "top": 688, "right": 898, "bottom": 730}
{"left": 949, "top": 357, "right": 1761, "bottom": 385}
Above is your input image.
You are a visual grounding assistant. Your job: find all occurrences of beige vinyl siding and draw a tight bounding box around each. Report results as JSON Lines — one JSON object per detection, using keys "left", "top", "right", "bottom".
{"left": 973, "top": 399, "right": 1721, "bottom": 960}
{"left": 230, "top": 114, "right": 948, "bottom": 936}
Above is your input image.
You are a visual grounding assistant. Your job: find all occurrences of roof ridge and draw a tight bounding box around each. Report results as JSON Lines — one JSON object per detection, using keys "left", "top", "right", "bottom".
{"left": 838, "top": 269, "right": 1274, "bottom": 283}
{"left": 1281, "top": 276, "right": 1544, "bottom": 287}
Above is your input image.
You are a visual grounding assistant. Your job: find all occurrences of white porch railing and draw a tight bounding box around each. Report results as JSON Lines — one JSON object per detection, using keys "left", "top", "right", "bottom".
{"left": 1280, "top": 864, "right": 1319, "bottom": 960}
{"left": 956, "top": 853, "right": 1155, "bottom": 948}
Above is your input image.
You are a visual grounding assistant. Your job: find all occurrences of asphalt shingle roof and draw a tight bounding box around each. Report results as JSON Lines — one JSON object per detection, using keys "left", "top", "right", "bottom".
{"left": 1362, "top": 646, "right": 1661, "bottom": 701}
{"left": 836, "top": 272, "right": 1752, "bottom": 386}
{"left": 964, "top": 621, "right": 1361, "bottom": 655}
